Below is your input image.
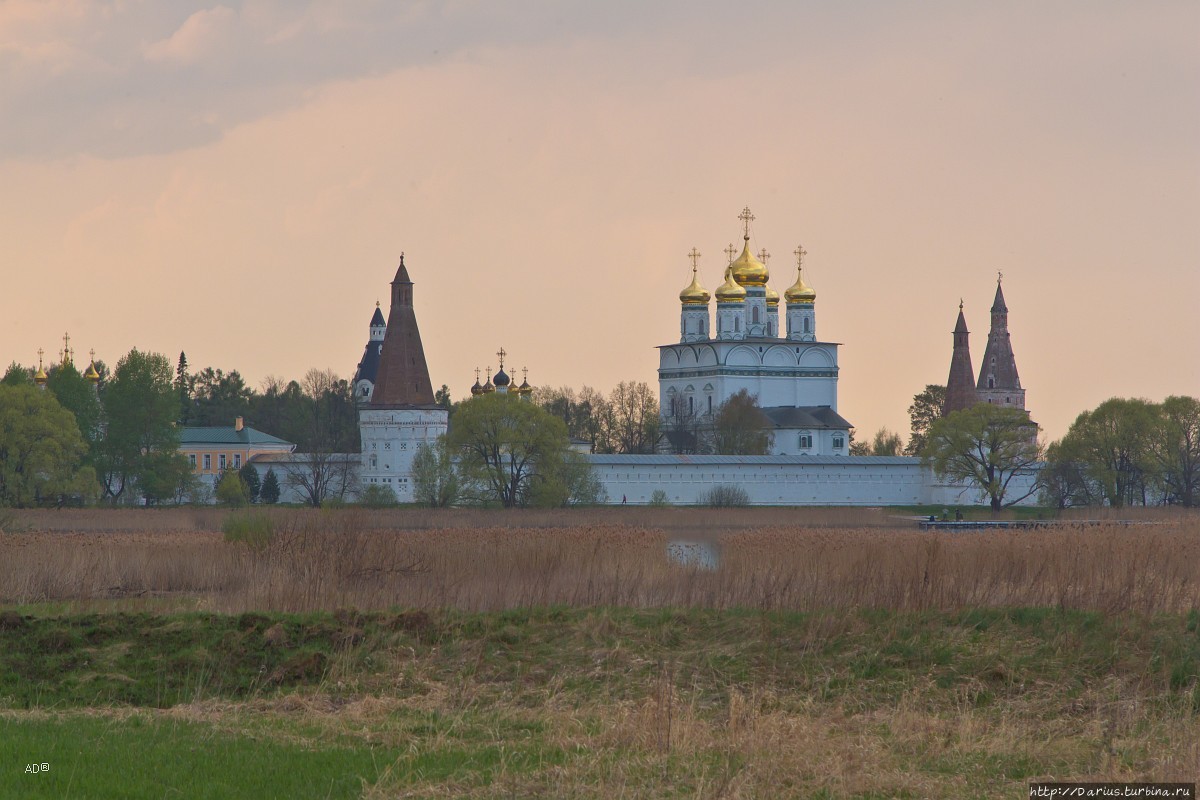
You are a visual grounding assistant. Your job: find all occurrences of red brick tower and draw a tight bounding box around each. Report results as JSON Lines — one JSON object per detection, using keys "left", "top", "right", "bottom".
{"left": 975, "top": 276, "right": 1026, "bottom": 411}
{"left": 369, "top": 254, "right": 436, "bottom": 408}
{"left": 943, "top": 301, "right": 978, "bottom": 415}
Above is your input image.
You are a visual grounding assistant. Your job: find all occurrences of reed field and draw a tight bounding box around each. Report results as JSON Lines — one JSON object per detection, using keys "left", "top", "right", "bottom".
{"left": 2, "top": 507, "right": 1199, "bottom": 798}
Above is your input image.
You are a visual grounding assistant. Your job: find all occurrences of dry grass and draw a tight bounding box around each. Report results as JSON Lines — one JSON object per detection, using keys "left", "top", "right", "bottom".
{"left": 2, "top": 508, "right": 1199, "bottom": 614}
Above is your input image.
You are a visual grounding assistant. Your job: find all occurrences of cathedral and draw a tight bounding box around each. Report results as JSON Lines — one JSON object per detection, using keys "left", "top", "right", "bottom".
{"left": 659, "top": 208, "right": 852, "bottom": 455}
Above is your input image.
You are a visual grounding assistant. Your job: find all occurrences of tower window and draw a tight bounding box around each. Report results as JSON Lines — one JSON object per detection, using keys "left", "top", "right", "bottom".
{"left": 804, "top": 318, "right": 811, "bottom": 333}
{"left": 752, "top": 306, "right": 760, "bottom": 324}
{"left": 988, "top": 377, "right": 995, "bottom": 388}
{"left": 707, "top": 396, "right": 712, "bottom": 414}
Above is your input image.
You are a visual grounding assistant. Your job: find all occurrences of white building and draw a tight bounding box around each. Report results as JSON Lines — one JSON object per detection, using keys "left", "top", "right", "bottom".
{"left": 660, "top": 209, "right": 852, "bottom": 455}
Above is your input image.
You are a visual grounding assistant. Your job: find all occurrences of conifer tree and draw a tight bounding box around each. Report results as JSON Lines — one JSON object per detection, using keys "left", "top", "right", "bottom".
{"left": 260, "top": 468, "right": 281, "bottom": 504}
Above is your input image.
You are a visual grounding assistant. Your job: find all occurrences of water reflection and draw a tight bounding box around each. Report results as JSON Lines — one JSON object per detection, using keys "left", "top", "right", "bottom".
{"left": 666, "top": 539, "right": 720, "bottom": 570}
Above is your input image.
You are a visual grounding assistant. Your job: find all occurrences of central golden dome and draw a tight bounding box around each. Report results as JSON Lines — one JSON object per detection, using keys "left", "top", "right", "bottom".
{"left": 678, "top": 267, "right": 710, "bottom": 306}
{"left": 785, "top": 265, "right": 816, "bottom": 304}
{"left": 730, "top": 238, "right": 769, "bottom": 287}
{"left": 715, "top": 265, "right": 746, "bottom": 303}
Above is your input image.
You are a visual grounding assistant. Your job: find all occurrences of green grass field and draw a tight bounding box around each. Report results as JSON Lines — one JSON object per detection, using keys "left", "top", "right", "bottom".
{"left": 2, "top": 606, "right": 1197, "bottom": 798}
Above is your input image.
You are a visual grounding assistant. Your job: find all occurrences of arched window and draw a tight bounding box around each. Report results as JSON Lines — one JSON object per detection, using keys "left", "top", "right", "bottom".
{"left": 735, "top": 317, "right": 741, "bottom": 332}
{"left": 752, "top": 306, "right": 760, "bottom": 324}
{"left": 707, "top": 396, "right": 712, "bottom": 414}
{"left": 688, "top": 396, "right": 694, "bottom": 415}
{"left": 804, "top": 317, "right": 811, "bottom": 334}
{"left": 988, "top": 376, "right": 995, "bottom": 388}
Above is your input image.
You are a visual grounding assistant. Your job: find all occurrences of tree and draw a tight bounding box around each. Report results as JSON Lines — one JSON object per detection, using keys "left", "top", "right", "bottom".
{"left": 2, "top": 363, "right": 31, "bottom": 386}
{"left": 905, "top": 384, "right": 946, "bottom": 456}
{"left": 852, "top": 427, "right": 904, "bottom": 456}
{"left": 434, "top": 385, "right": 454, "bottom": 415}
{"left": 1051, "top": 398, "right": 1158, "bottom": 507}
{"left": 1151, "top": 396, "right": 1200, "bottom": 507}
{"left": 281, "top": 453, "right": 358, "bottom": 507}
{"left": 187, "top": 367, "right": 253, "bottom": 427}
{"left": 0, "top": 385, "right": 96, "bottom": 507}
{"left": 607, "top": 381, "right": 660, "bottom": 454}
{"left": 175, "top": 352, "right": 191, "bottom": 424}
{"left": 411, "top": 439, "right": 459, "bottom": 507}
{"left": 713, "top": 390, "right": 770, "bottom": 455}
{"left": 537, "top": 385, "right": 610, "bottom": 452}
{"left": 94, "top": 349, "right": 186, "bottom": 503}
{"left": 238, "top": 462, "right": 262, "bottom": 503}
{"left": 923, "top": 404, "right": 1043, "bottom": 512}
{"left": 260, "top": 468, "right": 281, "bottom": 504}
{"left": 215, "top": 470, "right": 250, "bottom": 507}
{"left": 448, "top": 394, "right": 573, "bottom": 508}
{"left": 46, "top": 362, "right": 102, "bottom": 451}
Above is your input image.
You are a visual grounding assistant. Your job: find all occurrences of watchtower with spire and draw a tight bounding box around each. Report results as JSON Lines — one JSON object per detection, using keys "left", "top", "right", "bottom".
{"left": 352, "top": 302, "right": 387, "bottom": 403}
{"left": 943, "top": 301, "right": 978, "bottom": 415}
{"left": 357, "top": 254, "right": 449, "bottom": 501}
{"left": 975, "top": 275, "right": 1025, "bottom": 411}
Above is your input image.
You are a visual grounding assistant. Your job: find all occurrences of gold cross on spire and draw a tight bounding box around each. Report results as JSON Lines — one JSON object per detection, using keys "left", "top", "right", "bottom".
{"left": 758, "top": 248, "right": 770, "bottom": 264}
{"left": 687, "top": 247, "right": 701, "bottom": 269}
{"left": 37, "top": 348, "right": 44, "bottom": 368}
{"left": 496, "top": 347, "right": 506, "bottom": 368}
{"left": 793, "top": 244, "right": 807, "bottom": 271}
{"left": 724, "top": 243, "right": 736, "bottom": 262}
{"left": 522, "top": 366, "right": 528, "bottom": 382}
{"left": 89, "top": 348, "right": 96, "bottom": 362}
{"left": 485, "top": 367, "right": 492, "bottom": 381}
{"left": 475, "top": 367, "right": 480, "bottom": 382}
{"left": 738, "top": 206, "right": 755, "bottom": 240}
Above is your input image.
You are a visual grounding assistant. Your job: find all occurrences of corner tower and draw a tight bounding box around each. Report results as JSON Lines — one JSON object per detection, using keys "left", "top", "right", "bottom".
{"left": 943, "top": 301, "right": 978, "bottom": 415}
{"left": 975, "top": 276, "right": 1025, "bottom": 411}
{"left": 358, "top": 254, "right": 448, "bottom": 501}
{"left": 352, "top": 302, "right": 387, "bottom": 403}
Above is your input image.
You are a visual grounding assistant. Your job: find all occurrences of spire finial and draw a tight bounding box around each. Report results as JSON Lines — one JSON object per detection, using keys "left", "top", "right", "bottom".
{"left": 687, "top": 247, "right": 701, "bottom": 270}
{"left": 959, "top": 298, "right": 964, "bottom": 311}
{"left": 90, "top": 348, "right": 96, "bottom": 361}
{"left": 738, "top": 206, "right": 755, "bottom": 240}
{"left": 757, "top": 248, "right": 770, "bottom": 265}
{"left": 400, "top": 251, "right": 405, "bottom": 265}
{"left": 496, "top": 347, "right": 506, "bottom": 368}
{"left": 724, "top": 242, "right": 736, "bottom": 263}
{"left": 376, "top": 300, "right": 380, "bottom": 308}
{"left": 475, "top": 367, "right": 480, "bottom": 381}
{"left": 485, "top": 366, "right": 491, "bottom": 381}
{"left": 37, "top": 348, "right": 44, "bottom": 369}
{"left": 793, "top": 244, "right": 807, "bottom": 272}
{"left": 997, "top": 270, "right": 1003, "bottom": 284}
{"left": 522, "top": 366, "right": 528, "bottom": 382}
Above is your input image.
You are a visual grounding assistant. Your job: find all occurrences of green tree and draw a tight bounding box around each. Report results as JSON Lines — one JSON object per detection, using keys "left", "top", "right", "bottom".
{"left": 359, "top": 483, "right": 399, "bottom": 508}
{"left": 923, "top": 404, "right": 1042, "bottom": 512}
{"left": 2, "top": 363, "right": 32, "bottom": 386}
{"left": 411, "top": 439, "right": 459, "bottom": 507}
{"left": 852, "top": 427, "right": 904, "bottom": 456}
{"left": 260, "top": 468, "right": 281, "bottom": 504}
{"left": 448, "top": 394, "right": 573, "bottom": 508}
{"left": 1052, "top": 398, "right": 1158, "bottom": 507}
{"left": 175, "top": 352, "right": 192, "bottom": 425}
{"left": 215, "top": 470, "right": 250, "bottom": 507}
{"left": 46, "top": 362, "right": 102, "bottom": 451}
{"left": 95, "top": 349, "right": 185, "bottom": 503}
{"left": 238, "top": 462, "right": 262, "bottom": 503}
{"left": 188, "top": 367, "right": 253, "bottom": 427}
{"left": 529, "top": 449, "right": 606, "bottom": 507}
{"left": 0, "top": 384, "right": 96, "bottom": 507}
{"left": 905, "top": 384, "right": 946, "bottom": 456}
{"left": 714, "top": 390, "right": 770, "bottom": 455}
{"left": 1151, "top": 396, "right": 1200, "bottom": 507}
{"left": 536, "top": 385, "right": 610, "bottom": 452}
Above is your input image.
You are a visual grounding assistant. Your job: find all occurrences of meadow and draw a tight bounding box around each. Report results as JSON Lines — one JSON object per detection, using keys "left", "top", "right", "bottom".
{"left": 1, "top": 507, "right": 1198, "bottom": 798}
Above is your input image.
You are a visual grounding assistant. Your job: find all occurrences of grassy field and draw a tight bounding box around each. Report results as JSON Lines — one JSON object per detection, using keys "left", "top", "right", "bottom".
{"left": 1, "top": 508, "right": 1198, "bottom": 797}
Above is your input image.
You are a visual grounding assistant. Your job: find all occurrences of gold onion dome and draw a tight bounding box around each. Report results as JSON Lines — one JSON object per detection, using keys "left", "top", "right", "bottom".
{"left": 679, "top": 267, "right": 710, "bottom": 306}
{"left": 785, "top": 265, "right": 816, "bottom": 304}
{"left": 730, "top": 239, "right": 769, "bottom": 287}
{"left": 470, "top": 379, "right": 483, "bottom": 396}
{"left": 34, "top": 366, "right": 48, "bottom": 385}
{"left": 715, "top": 265, "right": 746, "bottom": 303}
{"left": 84, "top": 362, "right": 100, "bottom": 382}
{"left": 517, "top": 379, "right": 532, "bottom": 396}
{"left": 765, "top": 285, "right": 779, "bottom": 306}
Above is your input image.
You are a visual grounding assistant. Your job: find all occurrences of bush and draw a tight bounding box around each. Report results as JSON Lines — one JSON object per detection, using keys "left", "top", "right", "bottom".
{"left": 701, "top": 485, "right": 750, "bottom": 507}
{"left": 359, "top": 484, "right": 398, "bottom": 508}
{"left": 222, "top": 510, "right": 274, "bottom": 548}
{"left": 649, "top": 489, "right": 671, "bottom": 507}
{"left": 215, "top": 471, "right": 250, "bottom": 507}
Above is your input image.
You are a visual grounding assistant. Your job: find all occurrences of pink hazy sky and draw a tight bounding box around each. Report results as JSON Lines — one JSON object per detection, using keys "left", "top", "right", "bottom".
{"left": 2, "top": 1, "right": 1197, "bottom": 442}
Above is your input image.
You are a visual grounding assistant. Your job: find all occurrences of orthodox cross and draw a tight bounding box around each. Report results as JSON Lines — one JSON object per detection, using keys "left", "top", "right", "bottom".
{"left": 89, "top": 348, "right": 96, "bottom": 363}
{"left": 474, "top": 367, "right": 480, "bottom": 382}
{"left": 793, "top": 245, "right": 807, "bottom": 271}
{"left": 496, "top": 347, "right": 506, "bottom": 368}
{"left": 522, "top": 367, "right": 528, "bottom": 382}
{"left": 997, "top": 270, "right": 1003, "bottom": 284}
{"left": 485, "top": 367, "right": 492, "bottom": 382}
{"left": 37, "top": 348, "right": 44, "bottom": 369}
{"left": 687, "top": 247, "right": 701, "bottom": 270}
{"left": 724, "top": 243, "right": 736, "bottom": 263}
{"left": 738, "top": 206, "right": 755, "bottom": 238}
{"left": 758, "top": 248, "right": 770, "bottom": 264}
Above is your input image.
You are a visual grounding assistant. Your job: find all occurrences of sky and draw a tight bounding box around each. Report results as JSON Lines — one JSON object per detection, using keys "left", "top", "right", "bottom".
{"left": 2, "top": 0, "right": 1197, "bottom": 443}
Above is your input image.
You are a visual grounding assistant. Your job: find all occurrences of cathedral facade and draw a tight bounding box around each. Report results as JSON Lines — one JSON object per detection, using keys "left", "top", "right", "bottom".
{"left": 659, "top": 209, "right": 852, "bottom": 455}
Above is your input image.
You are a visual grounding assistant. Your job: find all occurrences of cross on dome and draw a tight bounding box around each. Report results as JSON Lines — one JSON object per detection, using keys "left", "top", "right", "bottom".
{"left": 793, "top": 245, "right": 807, "bottom": 270}
{"left": 724, "top": 243, "right": 736, "bottom": 262}
{"left": 496, "top": 347, "right": 506, "bottom": 368}
{"left": 688, "top": 247, "right": 701, "bottom": 269}
{"left": 758, "top": 248, "right": 770, "bottom": 265}
{"left": 738, "top": 206, "right": 755, "bottom": 240}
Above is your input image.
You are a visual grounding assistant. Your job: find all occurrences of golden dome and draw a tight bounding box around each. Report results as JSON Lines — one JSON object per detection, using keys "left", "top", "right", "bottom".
{"left": 678, "top": 267, "right": 710, "bottom": 306}
{"left": 730, "top": 238, "right": 769, "bottom": 287}
{"left": 785, "top": 265, "right": 816, "bottom": 304}
{"left": 84, "top": 362, "right": 100, "bottom": 382}
{"left": 34, "top": 366, "right": 48, "bottom": 385}
{"left": 715, "top": 265, "right": 746, "bottom": 303}
{"left": 765, "top": 285, "right": 779, "bottom": 306}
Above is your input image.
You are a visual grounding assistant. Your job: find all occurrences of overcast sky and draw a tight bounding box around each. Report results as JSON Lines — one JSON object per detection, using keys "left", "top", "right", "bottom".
{"left": 2, "top": 0, "right": 1197, "bottom": 441}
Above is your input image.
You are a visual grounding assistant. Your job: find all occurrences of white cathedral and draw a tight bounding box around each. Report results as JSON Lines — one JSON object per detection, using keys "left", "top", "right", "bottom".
{"left": 349, "top": 210, "right": 1038, "bottom": 507}
{"left": 659, "top": 207, "right": 851, "bottom": 456}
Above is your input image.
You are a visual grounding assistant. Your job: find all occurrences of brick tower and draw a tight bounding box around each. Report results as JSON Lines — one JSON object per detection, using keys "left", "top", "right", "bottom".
{"left": 975, "top": 277, "right": 1026, "bottom": 411}
{"left": 943, "top": 301, "right": 978, "bottom": 415}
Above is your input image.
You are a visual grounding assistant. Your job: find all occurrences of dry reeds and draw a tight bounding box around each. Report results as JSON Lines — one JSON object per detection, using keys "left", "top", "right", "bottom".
{"left": 2, "top": 508, "right": 1198, "bottom": 614}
